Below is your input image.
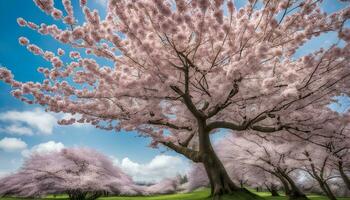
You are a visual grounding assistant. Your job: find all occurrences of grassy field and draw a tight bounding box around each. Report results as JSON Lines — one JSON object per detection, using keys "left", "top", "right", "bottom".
{"left": 1, "top": 189, "right": 350, "bottom": 200}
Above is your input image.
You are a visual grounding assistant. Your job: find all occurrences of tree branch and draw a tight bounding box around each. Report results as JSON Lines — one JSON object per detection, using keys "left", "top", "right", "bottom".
{"left": 161, "top": 141, "right": 201, "bottom": 162}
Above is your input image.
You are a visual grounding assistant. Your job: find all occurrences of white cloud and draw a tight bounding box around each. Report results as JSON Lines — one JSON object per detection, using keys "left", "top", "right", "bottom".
{"left": 94, "top": 0, "right": 108, "bottom": 7}
{"left": 0, "top": 108, "right": 57, "bottom": 135}
{"left": 0, "top": 109, "right": 92, "bottom": 136}
{"left": 114, "top": 155, "right": 189, "bottom": 183}
{"left": 22, "top": 141, "right": 65, "bottom": 157}
{"left": 0, "top": 137, "right": 27, "bottom": 152}
{"left": 1, "top": 125, "right": 34, "bottom": 136}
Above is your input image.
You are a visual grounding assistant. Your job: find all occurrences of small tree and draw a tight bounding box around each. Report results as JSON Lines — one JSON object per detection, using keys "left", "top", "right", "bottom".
{"left": 1, "top": 0, "right": 349, "bottom": 199}
{"left": 0, "top": 148, "right": 141, "bottom": 200}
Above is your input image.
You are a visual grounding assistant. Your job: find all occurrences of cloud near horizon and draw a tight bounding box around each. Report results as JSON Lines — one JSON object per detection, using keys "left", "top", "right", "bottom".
{"left": 0, "top": 108, "right": 57, "bottom": 135}
{"left": 113, "top": 155, "right": 190, "bottom": 183}
{"left": 0, "top": 137, "right": 27, "bottom": 152}
{"left": 21, "top": 141, "right": 65, "bottom": 157}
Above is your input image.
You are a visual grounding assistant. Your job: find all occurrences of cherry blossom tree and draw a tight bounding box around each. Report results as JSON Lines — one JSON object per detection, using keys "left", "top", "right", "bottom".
{"left": 221, "top": 144, "right": 283, "bottom": 197}
{"left": 249, "top": 171, "right": 282, "bottom": 197}
{"left": 296, "top": 145, "right": 338, "bottom": 200}
{"left": 187, "top": 135, "right": 282, "bottom": 197}
{"left": 0, "top": 148, "right": 141, "bottom": 200}
{"left": 0, "top": 0, "right": 349, "bottom": 198}
{"left": 324, "top": 125, "right": 350, "bottom": 190}
{"left": 143, "top": 178, "right": 180, "bottom": 195}
{"left": 187, "top": 163, "right": 210, "bottom": 191}
{"left": 292, "top": 116, "right": 350, "bottom": 191}
{"left": 227, "top": 135, "right": 309, "bottom": 199}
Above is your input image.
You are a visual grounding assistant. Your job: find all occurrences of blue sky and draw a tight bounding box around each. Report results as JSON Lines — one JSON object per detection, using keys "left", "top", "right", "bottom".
{"left": 0, "top": 0, "right": 349, "bottom": 182}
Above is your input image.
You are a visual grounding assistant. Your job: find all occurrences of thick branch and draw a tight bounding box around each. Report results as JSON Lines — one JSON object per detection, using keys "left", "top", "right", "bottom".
{"left": 148, "top": 119, "right": 192, "bottom": 131}
{"left": 250, "top": 124, "right": 284, "bottom": 132}
{"left": 207, "top": 79, "right": 240, "bottom": 118}
{"left": 206, "top": 121, "right": 246, "bottom": 132}
{"left": 161, "top": 141, "right": 201, "bottom": 162}
{"left": 170, "top": 85, "right": 205, "bottom": 119}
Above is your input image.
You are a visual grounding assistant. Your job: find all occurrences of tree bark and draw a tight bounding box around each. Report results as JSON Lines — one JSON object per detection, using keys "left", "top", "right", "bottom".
{"left": 198, "top": 120, "right": 261, "bottom": 200}
{"left": 240, "top": 180, "right": 244, "bottom": 188}
{"left": 278, "top": 171, "right": 308, "bottom": 200}
{"left": 275, "top": 172, "right": 291, "bottom": 196}
{"left": 202, "top": 154, "right": 262, "bottom": 200}
{"left": 338, "top": 161, "right": 350, "bottom": 190}
{"left": 323, "top": 182, "right": 337, "bottom": 200}
{"left": 269, "top": 184, "right": 280, "bottom": 196}
{"left": 310, "top": 172, "right": 337, "bottom": 200}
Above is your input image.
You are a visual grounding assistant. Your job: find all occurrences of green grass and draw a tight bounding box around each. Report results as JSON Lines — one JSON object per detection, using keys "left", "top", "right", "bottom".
{"left": 1, "top": 189, "right": 350, "bottom": 200}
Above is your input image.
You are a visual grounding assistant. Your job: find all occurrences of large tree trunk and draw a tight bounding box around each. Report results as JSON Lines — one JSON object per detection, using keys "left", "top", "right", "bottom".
{"left": 275, "top": 172, "right": 291, "bottom": 196}
{"left": 269, "top": 184, "right": 280, "bottom": 197}
{"left": 265, "top": 183, "right": 280, "bottom": 196}
{"left": 338, "top": 161, "right": 350, "bottom": 190}
{"left": 202, "top": 151, "right": 262, "bottom": 200}
{"left": 198, "top": 120, "right": 261, "bottom": 200}
{"left": 278, "top": 171, "right": 308, "bottom": 200}
{"left": 323, "top": 182, "right": 337, "bottom": 200}
{"left": 312, "top": 174, "right": 336, "bottom": 200}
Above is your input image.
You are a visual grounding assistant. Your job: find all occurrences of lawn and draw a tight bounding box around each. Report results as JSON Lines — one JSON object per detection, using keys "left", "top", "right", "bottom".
{"left": 1, "top": 189, "right": 350, "bottom": 200}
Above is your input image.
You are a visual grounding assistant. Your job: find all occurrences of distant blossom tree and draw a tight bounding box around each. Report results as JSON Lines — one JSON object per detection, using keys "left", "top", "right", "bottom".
{"left": 187, "top": 135, "right": 282, "bottom": 197}
{"left": 0, "top": 148, "right": 141, "bottom": 200}
{"left": 323, "top": 123, "right": 350, "bottom": 190}
{"left": 143, "top": 178, "right": 180, "bottom": 195}
{"left": 0, "top": 0, "right": 349, "bottom": 199}
{"left": 296, "top": 144, "right": 339, "bottom": 200}
{"left": 222, "top": 135, "right": 309, "bottom": 199}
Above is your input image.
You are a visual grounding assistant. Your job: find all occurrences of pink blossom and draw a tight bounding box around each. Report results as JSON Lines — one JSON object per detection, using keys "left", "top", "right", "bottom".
{"left": 0, "top": 68, "right": 13, "bottom": 82}
{"left": 339, "top": 28, "right": 350, "bottom": 42}
{"left": 57, "top": 48, "right": 65, "bottom": 56}
{"left": 18, "top": 37, "right": 29, "bottom": 46}
{"left": 214, "top": 10, "right": 224, "bottom": 24}
{"left": 51, "top": 8, "right": 63, "bottom": 20}
{"left": 281, "top": 86, "right": 298, "bottom": 98}
{"left": 16, "top": 17, "right": 27, "bottom": 27}
{"left": 80, "top": 0, "right": 87, "bottom": 7}
{"left": 72, "top": 27, "right": 85, "bottom": 40}
{"left": 51, "top": 56, "right": 63, "bottom": 68}
{"left": 154, "top": 0, "right": 172, "bottom": 16}
{"left": 44, "top": 51, "right": 54, "bottom": 61}
{"left": 27, "top": 44, "right": 43, "bottom": 55}
{"left": 63, "top": 16, "right": 75, "bottom": 25}
{"left": 59, "top": 30, "right": 71, "bottom": 43}
{"left": 33, "top": 0, "right": 54, "bottom": 14}
{"left": 11, "top": 90, "right": 23, "bottom": 98}
{"left": 227, "top": 1, "right": 235, "bottom": 14}
{"left": 27, "top": 22, "right": 38, "bottom": 30}
{"left": 175, "top": 0, "right": 186, "bottom": 13}
{"left": 69, "top": 51, "right": 81, "bottom": 59}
